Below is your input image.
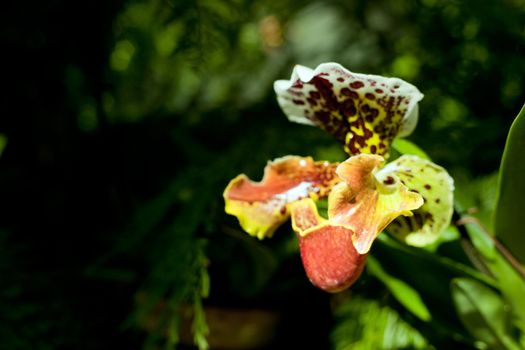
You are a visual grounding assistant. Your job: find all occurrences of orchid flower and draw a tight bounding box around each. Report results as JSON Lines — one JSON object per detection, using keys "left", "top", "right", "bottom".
{"left": 223, "top": 63, "right": 454, "bottom": 292}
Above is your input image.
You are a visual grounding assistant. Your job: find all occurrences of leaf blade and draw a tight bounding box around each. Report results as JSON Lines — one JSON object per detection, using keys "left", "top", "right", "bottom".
{"left": 392, "top": 138, "right": 431, "bottom": 160}
{"left": 368, "top": 256, "right": 431, "bottom": 321}
{"left": 494, "top": 103, "right": 525, "bottom": 264}
{"left": 451, "top": 278, "right": 522, "bottom": 350}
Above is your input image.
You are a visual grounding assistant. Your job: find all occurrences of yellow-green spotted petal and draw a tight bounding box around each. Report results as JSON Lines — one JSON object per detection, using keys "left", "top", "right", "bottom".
{"left": 383, "top": 155, "right": 454, "bottom": 247}
{"left": 274, "top": 63, "right": 424, "bottom": 157}
{"left": 223, "top": 156, "right": 339, "bottom": 239}
{"left": 328, "top": 154, "right": 424, "bottom": 254}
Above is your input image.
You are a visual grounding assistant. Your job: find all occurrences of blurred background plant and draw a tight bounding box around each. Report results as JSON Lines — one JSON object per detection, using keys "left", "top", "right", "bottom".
{"left": 2, "top": 0, "right": 525, "bottom": 349}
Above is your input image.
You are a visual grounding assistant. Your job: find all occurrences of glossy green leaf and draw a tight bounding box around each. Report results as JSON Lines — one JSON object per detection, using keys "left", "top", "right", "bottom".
{"left": 368, "top": 256, "right": 431, "bottom": 321}
{"left": 492, "top": 254, "right": 525, "bottom": 339}
{"left": 392, "top": 138, "right": 431, "bottom": 160}
{"left": 463, "top": 220, "right": 496, "bottom": 261}
{"left": 451, "top": 278, "right": 522, "bottom": 350}
{"left": 494, "top": 103, "right": 525, "bottom": 264}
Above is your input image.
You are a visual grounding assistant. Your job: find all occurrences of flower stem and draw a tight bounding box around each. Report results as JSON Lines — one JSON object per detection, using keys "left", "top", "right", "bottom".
{"left": 454, "top": 210, "right": 525, "bottom": 281}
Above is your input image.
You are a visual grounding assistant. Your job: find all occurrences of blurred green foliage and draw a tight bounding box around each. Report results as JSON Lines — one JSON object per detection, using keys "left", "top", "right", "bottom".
{"left": 2, "top": 0, "right": 525, "bottom": 348}
{"left": 331, "top": 294, "right": 429, "bottom": 350}
{"left": 451, "top": 278, "right": 522, "bottom": 350}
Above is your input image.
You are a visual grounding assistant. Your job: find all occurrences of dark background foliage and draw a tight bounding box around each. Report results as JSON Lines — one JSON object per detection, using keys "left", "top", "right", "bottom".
{"left": 1, "top": 0, "right": 525, "bottom": 348}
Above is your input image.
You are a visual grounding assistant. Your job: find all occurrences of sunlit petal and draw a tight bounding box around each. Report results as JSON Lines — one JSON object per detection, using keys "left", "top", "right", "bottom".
{"left": 383, "top": 155, "right": 454, "bottom": 246}
{"left": 224, "top": 156, "right": 339, "bottom": 239}
{"left": 289, "top": 197, "right": 326, "bottom": 234}
{"left": 274, "top": 63, "right": 424, "bottom": 157}
{"left": 329, "top": 154, "right": 424, "bottom": 254}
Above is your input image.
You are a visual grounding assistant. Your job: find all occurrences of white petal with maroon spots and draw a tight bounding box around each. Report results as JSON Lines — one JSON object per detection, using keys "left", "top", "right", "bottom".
{"left": 274, "top": 63, "right": 424, "bottom": 157}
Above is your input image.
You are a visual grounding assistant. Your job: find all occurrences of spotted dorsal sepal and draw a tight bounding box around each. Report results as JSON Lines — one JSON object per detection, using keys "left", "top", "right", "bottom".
{"left": 274, "top": 63, "right": 424, "bottom": 157}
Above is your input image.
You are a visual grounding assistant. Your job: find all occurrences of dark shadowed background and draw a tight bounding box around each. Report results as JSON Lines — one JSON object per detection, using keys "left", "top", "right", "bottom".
{"left": 1, "top": 0, "right": 525, "bottom": 348}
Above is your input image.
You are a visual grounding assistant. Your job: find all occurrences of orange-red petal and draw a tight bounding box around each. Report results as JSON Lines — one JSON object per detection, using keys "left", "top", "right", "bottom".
{"left": 224, "top": 156, "right": 339, "bottom": 239}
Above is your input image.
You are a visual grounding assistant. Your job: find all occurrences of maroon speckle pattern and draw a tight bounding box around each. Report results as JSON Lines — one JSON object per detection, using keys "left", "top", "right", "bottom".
{"left": 383, "top": 175, "right": 395, "bottom": 185}
{"left": 350, "top": 81, "right": 364, "bottom": 89}
{"left": 283, "top": 66, "right": 416, "bottom": 156}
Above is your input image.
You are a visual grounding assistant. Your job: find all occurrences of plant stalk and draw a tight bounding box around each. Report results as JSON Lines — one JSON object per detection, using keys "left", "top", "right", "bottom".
{"left": 454, "top": 210, "right": 525, "bottom": 281}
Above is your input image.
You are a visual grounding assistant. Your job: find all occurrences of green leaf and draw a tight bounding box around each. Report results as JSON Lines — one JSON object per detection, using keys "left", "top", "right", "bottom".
{"left": 0, "top": 133, "right": 7, "bottom": 158}
{"left": 368, "top": 256, "right": 431, "bottom": 321}
{"left": 192, "top": 296, "right": 210, "bottom": 350}
{"left": 392, "top": 138, "right": 431, "bottom": 160}
{"left": 494, "top": 103, "right": 525, "bottom": 264}
{"left": 491, "top": 254, "right": 525, "bottom": 337}
{"left": 374, "top": 234, "right": 497, "bottom": 342}
{"left": 377, "top": 234, "right": 497, "bottom": 288}
{"left": 331, "top": 295, "right": 428, "bottom": 350}
{"left": 461, "top": 219, "right": 525, "bottom": 341}
{"left": 451, "top": 278, "right": 522, "bottom": 350}
{"left": 463, "top": 220, "right": 496, "bottom": 261}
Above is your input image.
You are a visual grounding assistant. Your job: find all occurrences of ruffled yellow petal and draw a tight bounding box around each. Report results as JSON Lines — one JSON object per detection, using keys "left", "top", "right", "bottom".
{"left": 328, "top": 154, "right": 424, "bottom": 254}
{"left": 289, "top": 198, "right": 326, "bottom": 235}
{"left": 223, "top": 156, "right": 339, "bottom": 239}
